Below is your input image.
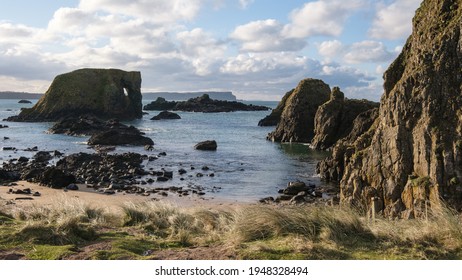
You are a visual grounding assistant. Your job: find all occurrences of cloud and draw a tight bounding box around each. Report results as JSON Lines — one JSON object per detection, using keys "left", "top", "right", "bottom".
{"left": 177, "top": 28, "right": 227, "bottom": 75}
{"left": 318, "top": 40, "right": 397, "bottom": 65}
{"left": 230, "top": 19, "right": 307, "bottom": 52}
{"left": 369, "top": 0, "right": 423, "bottom": 40}
{"left": 79, "top": 0, "right": 202, "bottom": 23}
{"left": 344, "top": 40, "right": 395, "bottom": 64}
{"left": 284, "top": 0, "right": 365, "bottom": 38}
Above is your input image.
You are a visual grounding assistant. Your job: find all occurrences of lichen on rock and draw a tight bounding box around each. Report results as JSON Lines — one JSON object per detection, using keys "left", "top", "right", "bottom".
{"left": 319, "top": 0, "right": 462, "bottom": 217}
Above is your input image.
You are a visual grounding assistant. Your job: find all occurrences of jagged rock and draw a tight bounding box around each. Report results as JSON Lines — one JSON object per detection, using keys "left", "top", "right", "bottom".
{"left": 143, "top": 97, "right": 176, "bottom": 111}
{"left": 40, "top": 167, "right": 76, "bottom": 189}
{"left": 88, "top": 126, "right": 153, "bottom": 146}
{"left": 267, "top": 79, "right": 330, "bottom": 143}
{"left": 194, "top": 140, "right": 217, "bottom": 151}
{"left": 150, "top": 111, "right": 181, "bottom": 120}
{"left": 6, "top": 69, "right": 142, "bottom": 121}
{"left": 144, "top": 94, "right": 270, "bottom": 113}
{"left": 49, "top": 115, "right": 153, "bottom": 147}
{"left": 317, "top": 108, "right": 379, "bottom": 182}
{"left": 320, "top": 0, "right": 462, "bottom": 217}
{"left": 311, "top": 87, "right": 379, "bottom": 150}
{"left": 258, "top": 89, "right": 294, "bottom": 126}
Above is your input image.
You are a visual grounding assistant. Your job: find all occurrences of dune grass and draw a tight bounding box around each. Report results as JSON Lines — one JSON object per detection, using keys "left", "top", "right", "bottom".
{"left": 0, "top": 197, "right": 461, "bottom": 260}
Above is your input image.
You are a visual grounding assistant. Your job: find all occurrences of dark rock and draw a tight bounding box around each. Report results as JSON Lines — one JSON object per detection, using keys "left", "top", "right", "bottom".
{"left": 157, "top": 176, "right": 169, "bottom": 182}
{"left": 88, "top": 126, "right": 154, "bottom": 146}
{"left": 6, "top": 69, "right": 143, "bottom": 122}
{"left": 194, "top": 140, "right": 217, "bottom": 151}
{"left": 0, "top": 124, "right": 9, "bottom": 129}
{"left": 267, "top": 79, "right": 331, "bottom": 143}
{"left": 66, "top": 183, "right": 79, "bottom": 191}
{"left": 283, "top": 181, "right": 312, "bottom": 195}
{"left": 2, "top": 147, "right": 15, "bottom": 151}
{"left": 24, "top": 146, "right": 38, "bottom": 152}
{"left": 33, "top": 151, "right": 52, "bottom": 163}
{"left": 311, "top": 87, "right": 379, "bottom": 150}
{"left": 17, "top": 157, "right": 29, "bottom": 163}
{"left": 178, "top": 168, "right": 187, "bottom": 175}
{"left": 259, "top": 197, "right": 275, "bottom": 204}
{"left": 144, "top": 94, "right": 270, "bottom": 113}
{"left": 150, "top": 111, "right": 181, "bottom": 120}
{"left": 40, "top": 167, "right": 76, "bottom": 189}
{"left": 18, "top": 100, "right": 32, "bottom": 104}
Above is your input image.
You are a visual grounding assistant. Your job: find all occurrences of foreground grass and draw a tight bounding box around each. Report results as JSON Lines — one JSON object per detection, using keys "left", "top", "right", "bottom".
{"left": 0, "top": 198, "right": 461, "bottom": 260}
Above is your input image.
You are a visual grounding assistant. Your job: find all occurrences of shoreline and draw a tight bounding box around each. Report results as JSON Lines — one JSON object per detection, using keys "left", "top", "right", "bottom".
{"left": 0, "top": 181, "right": 246, "bottom": 213}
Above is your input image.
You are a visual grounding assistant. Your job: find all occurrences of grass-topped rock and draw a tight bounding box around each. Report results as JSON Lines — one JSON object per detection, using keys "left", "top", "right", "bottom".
{"left": 7, "top": 68, "right": 143, "bottom": 122}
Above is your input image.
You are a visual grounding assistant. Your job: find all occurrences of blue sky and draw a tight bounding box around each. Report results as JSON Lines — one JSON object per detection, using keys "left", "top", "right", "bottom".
{"left": 0, "top": 0, "right": 422, "bottom": 100}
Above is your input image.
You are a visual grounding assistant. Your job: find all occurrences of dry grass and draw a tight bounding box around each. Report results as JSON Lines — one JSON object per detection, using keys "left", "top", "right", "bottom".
{"left": 1, "top": 198, "right": 461, "bottom": 259}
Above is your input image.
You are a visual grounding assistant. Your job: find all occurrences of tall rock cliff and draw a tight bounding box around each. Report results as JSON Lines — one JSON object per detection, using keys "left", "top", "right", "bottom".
{"left": 321, "top": 0, "right": 462, "bottom": 218}
{"left": 267, "top": 79, "right": 330, "bottom": 143}
{"left": 311, "top": 87, "right": 379, "bottom": 150}
{"left": 7, "top": 68, "right": 143, "bottom": 121}
{"left": 258, "top": 89, "right": 294, "bottom": 126}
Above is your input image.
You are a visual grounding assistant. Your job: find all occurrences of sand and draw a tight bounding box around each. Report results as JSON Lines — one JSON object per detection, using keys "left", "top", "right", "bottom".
{"left": 0, "top": 181, "right": 243, "bottom": 213}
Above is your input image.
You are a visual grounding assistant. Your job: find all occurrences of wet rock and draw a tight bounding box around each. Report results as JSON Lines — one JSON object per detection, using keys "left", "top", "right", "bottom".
{"left": 66, "top": 184, "right": 79, "bottom": 191}
{"left": 150, "top": 111, "right": 181, "bottom": 120}
{"left": 18, "top": 100, "right": 32, "bottom": 104}
{"left": 88, "top": 126, "right": 154, "bottom": 146}
{"left": 33, "top": 151, "right": 52, "bottom": 163}
{"left": 178, "top": 168, "right": 187, "bottom": 175}
{"left": 40, "top": 167, "right": 76, "bottom": 189}
{"left": 194, "top": 140, "right": 217, "bottom": 151}
{"left": 259, "top": 197, "right": 275, "bottom": 204}
{"left": 0, "top": 124, "right": 9, "bottom": 129}
{"left": 283, "top": 181, "right": 313, "bottom": 195}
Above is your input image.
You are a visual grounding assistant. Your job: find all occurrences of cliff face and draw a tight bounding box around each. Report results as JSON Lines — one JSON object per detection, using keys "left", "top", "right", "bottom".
{"left": 267, "top": 79, "right": 330, "bottom": 143}
{"left": 258, "top": 89, "right": 294, "bottom": 126}
{"left": 311, "top": 87, "right": 379, "bottom": 150}
{"left": 8, "top": 69, "right": 142, "bottom": 121}
{"left": 322, "top": 0, "right": 462, "bottom": 217}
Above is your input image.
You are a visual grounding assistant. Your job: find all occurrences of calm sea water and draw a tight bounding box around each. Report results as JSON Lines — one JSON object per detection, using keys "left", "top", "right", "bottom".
{"left": 0, "top": 99, "right": 329, "bottom": 202}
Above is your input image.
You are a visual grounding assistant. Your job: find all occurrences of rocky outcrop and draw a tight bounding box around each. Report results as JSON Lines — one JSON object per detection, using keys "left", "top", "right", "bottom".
{"left": 18, "top": 100, "right": 32, "bottom": 104}
{"left": 144, "top": 94, "right": 270, "bottom": 113}
{"left": 194, "top": 140, "right": 217, "bottom": 151}
{"left": 49, "top": 116, "right": 153, "bottom": 147}
{"left": 7, "top": 69, "right": 142, "bottom": 121}
{"left": 311, "top": 87, "right": 379, "bottom": 150}
{"left": 267, "top": 79, "right": 330, "bottom": 143}
{"left": 151, "top": 111, "right": 181, "bottom": 120}
{"left": 320, "top": 0, "right": 462, "bottom": 217}
{"left": 258, "top": 89, "right": 294, "bottom": 126}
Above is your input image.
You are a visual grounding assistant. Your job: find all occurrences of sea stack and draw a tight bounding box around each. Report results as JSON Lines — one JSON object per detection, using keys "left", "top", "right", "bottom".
{"left": 320, "top": 0, "right": 462, "bottom": 218}
{"left": 7, "top": 68, "right": 143, "bottom": 121}
{"left": 267, "top": 78, "right": 330, "bottom": 143}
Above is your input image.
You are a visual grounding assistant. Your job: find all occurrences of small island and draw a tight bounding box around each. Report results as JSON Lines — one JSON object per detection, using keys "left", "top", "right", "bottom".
{"left": 143, "top": 94, "right": 270, "bottom": 113}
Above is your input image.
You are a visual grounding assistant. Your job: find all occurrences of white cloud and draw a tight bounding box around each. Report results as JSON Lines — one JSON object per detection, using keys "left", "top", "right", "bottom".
{"left": 177, "top": 28, "right": 227, "bottom": 75}
{"left": 284, "top": 0, "right": 365, "bottom": 38}
{"left": 79, "top": 0, "right": 202, "bottom": 23}
{"left": 369, "top": 0, "right": 423, "bottom": 40}
{"left": 317, "top": 40, "right": 344, "bottom": 59}
{"left": 230, "top": 19, "right": 307, "bottom": 52}
{"left": 344, "top": 40, "right": 395, "bottom": 64}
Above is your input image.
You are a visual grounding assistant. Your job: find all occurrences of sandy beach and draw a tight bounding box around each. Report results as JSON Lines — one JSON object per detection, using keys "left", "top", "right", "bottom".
{"left": 0, "top": 181, "right": 243, "bottom": 213}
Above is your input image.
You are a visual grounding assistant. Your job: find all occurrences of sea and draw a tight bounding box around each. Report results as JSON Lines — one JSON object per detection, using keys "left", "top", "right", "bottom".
{"left": 0, "top": 99, "right": 330, "bottom": 202}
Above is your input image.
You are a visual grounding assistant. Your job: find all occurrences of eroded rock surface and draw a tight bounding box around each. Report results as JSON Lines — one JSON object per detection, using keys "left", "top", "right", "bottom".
{"left": 319, "top": 0, "right": 462, "bottom": 217}
{"left": 7, "top": 69, "right": 142, "bottom": 121}
{"left": 267, "top": 79, "right": 330, "bottom": 143}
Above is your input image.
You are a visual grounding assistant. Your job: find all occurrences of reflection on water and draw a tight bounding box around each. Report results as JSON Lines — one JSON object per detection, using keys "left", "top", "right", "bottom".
{"left": 278, "top": 143, "right": 331, "bottom": 160}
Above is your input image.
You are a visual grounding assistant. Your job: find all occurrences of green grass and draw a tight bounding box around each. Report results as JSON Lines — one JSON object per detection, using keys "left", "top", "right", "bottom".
{"left": 1, "top": 199, "right": 461, "bottom": 260}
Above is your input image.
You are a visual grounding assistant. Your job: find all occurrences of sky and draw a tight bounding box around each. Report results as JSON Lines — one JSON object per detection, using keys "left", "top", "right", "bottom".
{"left": 0, "top": 0, "right": 423, "bottom": 101}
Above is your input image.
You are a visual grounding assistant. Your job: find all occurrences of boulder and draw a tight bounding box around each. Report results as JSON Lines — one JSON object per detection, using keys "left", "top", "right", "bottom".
{"left": 40, "top": 167, "right": 76, "bottom": 189}
{"left": 311, "top": 87, "right": 379, "bottom": 150}
{"left": 88, "top": 127, "right": 154, "bottom": 146}
{"left": 6, "top": 68, "right": 142, "bottom": 121}
{"left": 267, "top": 79, "right": 331, "bottom": 143}
{"left": 194, "top": 140, "right": 217, "bottom": 151}
{"left": 143, "top": 97, "right": 176, "bottom": 111}
{"left": 150, "top": 111, "right": 181, "bottom": 120}
{"left": 320, "top": 0, "right": 462, "bottom": 217}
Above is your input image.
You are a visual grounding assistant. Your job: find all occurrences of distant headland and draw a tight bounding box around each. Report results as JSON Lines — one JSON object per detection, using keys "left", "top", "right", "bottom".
{"left": 1, "top": 91, "right": 237, "bottom": 101}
